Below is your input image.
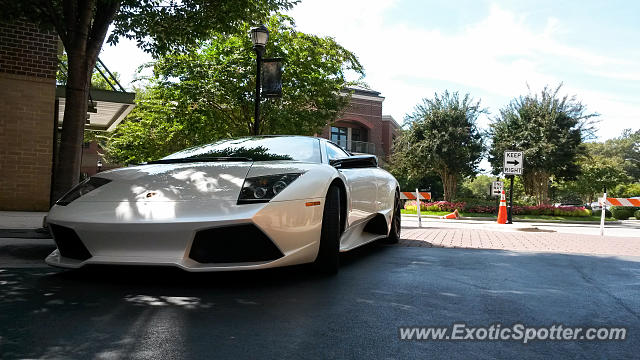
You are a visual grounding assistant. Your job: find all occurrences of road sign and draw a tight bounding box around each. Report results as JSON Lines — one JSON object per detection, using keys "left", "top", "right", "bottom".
{"left": 491, "top": 181, "right": 504, "bottom": 197}
{"left": 503, "top": 151, "right": 523, "bottom": 175}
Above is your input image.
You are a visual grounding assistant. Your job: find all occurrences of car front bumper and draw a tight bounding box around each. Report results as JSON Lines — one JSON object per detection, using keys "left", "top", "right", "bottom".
{"left": 45, "top": 198, "right": 324, "bottom": 271}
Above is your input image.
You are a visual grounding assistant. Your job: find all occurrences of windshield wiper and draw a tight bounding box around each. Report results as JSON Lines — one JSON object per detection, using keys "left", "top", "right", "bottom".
{"left": 145, "top": 157, "right": 253, "bottom": 164}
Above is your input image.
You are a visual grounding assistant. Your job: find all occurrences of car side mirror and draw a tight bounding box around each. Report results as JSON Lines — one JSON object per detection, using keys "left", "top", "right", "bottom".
{"left": 330, "top": 155, "right": 378, "bottom": 169}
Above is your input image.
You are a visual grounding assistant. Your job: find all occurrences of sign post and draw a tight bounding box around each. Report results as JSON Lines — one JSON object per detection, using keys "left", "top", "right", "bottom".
{"left": 503, "top": 151, "right": 524, "bottom": 224}
{"left": 600, "top": 187, "right": 607, "bottom": 237}
{"left": 416, "top": 188, "right": 422, "bottom": 228}
{"left": 491, "top": 180, "right": 504, "bottom": 217}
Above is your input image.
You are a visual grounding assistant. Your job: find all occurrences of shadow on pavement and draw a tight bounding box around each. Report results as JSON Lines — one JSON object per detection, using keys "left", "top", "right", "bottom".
{"left": 1, "top": 245, "right": 639, "bottom": 359}
{"left": 0, "top": 227, "right": 51, "bottom": 239}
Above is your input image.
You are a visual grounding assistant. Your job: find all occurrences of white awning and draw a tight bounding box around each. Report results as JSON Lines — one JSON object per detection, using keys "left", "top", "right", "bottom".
{"left": 56, "top": 86, "right": 135, "bottom": 131}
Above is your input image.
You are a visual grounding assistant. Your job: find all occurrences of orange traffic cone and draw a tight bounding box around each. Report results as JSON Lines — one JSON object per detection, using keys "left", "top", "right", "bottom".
{"left": 497, "top": 190, "right": 507, "bottom": 224}
{"left": 441, "top": 209, "right": 460, "bottom": 219}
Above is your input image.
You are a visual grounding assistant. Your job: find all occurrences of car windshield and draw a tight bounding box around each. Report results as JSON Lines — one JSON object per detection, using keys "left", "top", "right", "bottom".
{"left": 161, "top": 136, "right": 321, "bottom": 163}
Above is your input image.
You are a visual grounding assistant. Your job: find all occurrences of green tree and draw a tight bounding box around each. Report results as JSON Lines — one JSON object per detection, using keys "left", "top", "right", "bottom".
{"left": 105, "top": 15, "right": 363, "bottom": 164}
{"left": 489, "top": 85, "right": 598, "bottom": 205}
{"left": 586, "top": 129, "right": 640, "bottom": 181}
{"left": 610, "top": 183, "right": 640, "bottom": 198}
{"left": 388, "top": 167, "right": 444, "bottom": 200}
{"left": 1, "top": 0, "right": 295, "bottom": 200}
{"left": 571, "top": 155, "right": 629, "bottom": 202}
{"left": 458, "top": 175, "right": 495, "bottom": 200}
{"left": 391, "top": 91, "right": 486, "bottom": 201}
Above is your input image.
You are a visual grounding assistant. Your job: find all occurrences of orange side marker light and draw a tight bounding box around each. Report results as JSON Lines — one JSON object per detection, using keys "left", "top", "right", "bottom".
{"left": 305, "top": 201, "right": 321, "bottom": 207}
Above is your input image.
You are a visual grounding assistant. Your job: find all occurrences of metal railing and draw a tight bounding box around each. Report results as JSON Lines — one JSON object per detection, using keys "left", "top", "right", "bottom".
{"left": 348, "top": 140, "right": 376, "bottom": 155}
{"left": 335, "top": 140, "right": 377, "bottom": 155}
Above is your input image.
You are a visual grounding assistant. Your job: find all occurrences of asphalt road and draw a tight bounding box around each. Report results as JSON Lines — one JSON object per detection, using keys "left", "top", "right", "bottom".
{"left": 1, "top": 242, "right": 639, "bottom": 359}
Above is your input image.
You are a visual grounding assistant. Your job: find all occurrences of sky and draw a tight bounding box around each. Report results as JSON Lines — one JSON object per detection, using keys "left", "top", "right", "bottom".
{"left": 100, "top": 0, "right": 640, "bottom": 141}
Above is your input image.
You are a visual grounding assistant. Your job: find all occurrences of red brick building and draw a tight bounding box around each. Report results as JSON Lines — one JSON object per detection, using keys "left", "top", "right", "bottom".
{"left": 0, "top": 21, "right": 134, "bottom": 211}
{"left": 319, "top": 86, "right": 400, "bottom": 160}
{"left": 0, "top": 21, "right": 58, "bottom": 211}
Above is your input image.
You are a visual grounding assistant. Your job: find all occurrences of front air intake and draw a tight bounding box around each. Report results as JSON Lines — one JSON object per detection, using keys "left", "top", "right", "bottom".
{"left": 49, "top": 224, "right": 92, "bottom": 261}
{"left": 189, "top": 224, "right": 283, "bottom": 264}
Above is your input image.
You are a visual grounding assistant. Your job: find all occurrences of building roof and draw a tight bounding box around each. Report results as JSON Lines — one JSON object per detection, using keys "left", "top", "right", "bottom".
{"left": 382, "top": 115, "right": 401, "bottom": 129}
{"left": 55, "top": 86, "right": 135, "bottom": 132}
{"left": 347, "top": 85, "right": 382, "bottom": 97}
{"left": 342, "top": 85, "right": 385, "bottom": 102}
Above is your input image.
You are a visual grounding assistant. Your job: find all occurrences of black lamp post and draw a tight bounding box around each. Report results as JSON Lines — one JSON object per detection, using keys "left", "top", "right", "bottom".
{"left": 250, "top": 24, "right": 269, "bottom": 136}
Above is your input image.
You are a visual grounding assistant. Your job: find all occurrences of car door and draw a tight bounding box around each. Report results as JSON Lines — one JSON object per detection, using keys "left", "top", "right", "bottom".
{"left": 372, "top": 167, "right": 396, "bottom": 228}
{"left": 325, "top": 142, "right": 377, "bottom": 225}
{"left": 371, "top": 168, "right": 396, "bottom": 214}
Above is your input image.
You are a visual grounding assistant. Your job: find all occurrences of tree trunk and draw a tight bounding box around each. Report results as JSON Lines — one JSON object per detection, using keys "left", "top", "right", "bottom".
{"left": 523, "top": 170, "right": 551, "bottom": 205}
{"left": 439, "top": 166, "right": 458, "bottom": 202}
{"left": 50, "top": 0, "right": 120, "bottom": 201}
{"left": 52, "top": 53, "right": 95, "bottom": 201}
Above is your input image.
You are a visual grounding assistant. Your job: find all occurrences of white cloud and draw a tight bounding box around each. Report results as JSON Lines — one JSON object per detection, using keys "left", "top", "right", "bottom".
{"left": 289, "top": 1, "right": 640, "bottom": 139}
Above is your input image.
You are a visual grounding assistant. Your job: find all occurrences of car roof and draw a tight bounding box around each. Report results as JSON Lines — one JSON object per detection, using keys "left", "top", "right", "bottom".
{"left": 237, "top": 135, "right": 329, "bottom": 141}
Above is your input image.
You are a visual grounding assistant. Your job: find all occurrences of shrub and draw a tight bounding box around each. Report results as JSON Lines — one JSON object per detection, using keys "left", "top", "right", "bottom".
{"left": 635, "top": 209, "right": 640, "bottom": 220}
{"left": 403, "top": 200, "right": 466, "bottom": 212}
{"left": 592, "top": 209, "right": 612, "bottom": 218}
{"left": 511, "top": 204, "right": 591, "bottom": 217}
{"left": 610, "top": 206, "right": 639, "bottom": 220}
{"left": 403, "top": 199, "right": 592, "bottom": 217}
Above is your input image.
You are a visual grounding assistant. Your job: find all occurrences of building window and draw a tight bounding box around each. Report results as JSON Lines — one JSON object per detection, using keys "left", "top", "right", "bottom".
{"left": 330, "top": 126, "right": 347, "bottom": 148}
{"left": 351, "top": 127, "right": 367, "bottom": 142}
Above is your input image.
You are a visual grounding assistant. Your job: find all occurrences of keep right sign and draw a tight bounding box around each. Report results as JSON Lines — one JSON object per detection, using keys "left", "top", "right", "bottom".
{"left": 503, "top": 151, "right": 523, "bottom": 175}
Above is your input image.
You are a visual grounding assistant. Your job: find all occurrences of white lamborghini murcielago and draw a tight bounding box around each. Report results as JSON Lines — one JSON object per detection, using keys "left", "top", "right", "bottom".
{"left": 45, "top": 136, "right": 401, "bottom": 273}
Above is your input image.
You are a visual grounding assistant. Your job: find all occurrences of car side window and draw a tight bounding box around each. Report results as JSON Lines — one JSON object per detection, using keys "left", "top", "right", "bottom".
{"left": 325, "top": 142, "right": 350, "bottom": 160}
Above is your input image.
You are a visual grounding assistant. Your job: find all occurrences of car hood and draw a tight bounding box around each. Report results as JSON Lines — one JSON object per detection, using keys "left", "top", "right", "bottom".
{"left": 77, "top": 162, "right": 253, "bottom": 202}
{"left": 75, "top": 161, "right": 320, "bottom": 202}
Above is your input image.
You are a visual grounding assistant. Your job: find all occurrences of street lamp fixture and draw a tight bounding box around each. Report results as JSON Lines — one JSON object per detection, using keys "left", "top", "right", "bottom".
{"left": 250, "top": 24, "right": 269, "bottom": 135}
{"left": 250, "top": 24, "right": 269, "bottom": 50}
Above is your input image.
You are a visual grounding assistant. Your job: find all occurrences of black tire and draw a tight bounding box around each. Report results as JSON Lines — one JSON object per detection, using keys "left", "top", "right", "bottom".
{"left": 385, "top": 192, "right": 401, "bottom": 244}
{"left": 313, "top": 185, "right": 341, "bottom": 274}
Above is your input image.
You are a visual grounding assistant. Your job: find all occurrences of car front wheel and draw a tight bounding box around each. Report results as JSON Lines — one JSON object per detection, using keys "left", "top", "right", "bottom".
{"left": 385, "top": 192, "right": 401, "bottom": 244}
{"left": 313, "top": 185, "right": 341, "bottom": 274}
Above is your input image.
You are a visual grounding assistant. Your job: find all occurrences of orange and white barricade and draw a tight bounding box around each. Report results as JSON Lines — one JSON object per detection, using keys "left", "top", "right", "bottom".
{"left": 401, "top": 190, "right": 432, "bottom": 228}
{"left": 598, "top": 197, "right": 640, "bottom": 237}
{"left": 400, "top": 192, "right": 432, "bottom": 200}
{"left": 601, "top": 198, "right": 640, "bottom": 207}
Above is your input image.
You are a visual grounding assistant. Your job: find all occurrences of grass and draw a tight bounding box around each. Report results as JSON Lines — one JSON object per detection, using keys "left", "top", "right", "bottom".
{"left": 400, "top": 209, "right": 489, "bottom": 218}
{"left": 513, "top": 214, "right": 616, "bottom": 222}
{"left": 400, "top": 209, "right": 617, "bottom": 221}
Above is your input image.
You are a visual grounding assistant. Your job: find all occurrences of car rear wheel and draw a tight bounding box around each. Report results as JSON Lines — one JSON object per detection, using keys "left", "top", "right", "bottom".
{"left": 313, "top": 185, "right": 341, "bottom": 274}
{"left": 385, "top": 192, "right": 401, "bottom": 244}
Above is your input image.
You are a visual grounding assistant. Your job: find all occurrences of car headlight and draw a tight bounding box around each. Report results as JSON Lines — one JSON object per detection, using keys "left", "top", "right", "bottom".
{"left": 56, "top": 177, "right": 111, "bottom": 206}
{"left": 238, "top": 173, "right": 302, "bottom": 204}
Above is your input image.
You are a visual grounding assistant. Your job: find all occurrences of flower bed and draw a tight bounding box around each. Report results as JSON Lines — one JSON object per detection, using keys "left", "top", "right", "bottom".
{"left": 404, "top": 200, "right": 592, "bottom": 217}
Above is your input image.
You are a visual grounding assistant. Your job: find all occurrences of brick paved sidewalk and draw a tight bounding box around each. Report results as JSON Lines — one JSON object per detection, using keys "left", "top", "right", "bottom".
{"left": 400, "top": 227, "right": 640, "bottom": 257}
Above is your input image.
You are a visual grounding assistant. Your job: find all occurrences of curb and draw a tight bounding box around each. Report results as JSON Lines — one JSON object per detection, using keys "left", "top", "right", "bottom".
{"left": 401, "top": 214, "right": 620, "bottom": 225}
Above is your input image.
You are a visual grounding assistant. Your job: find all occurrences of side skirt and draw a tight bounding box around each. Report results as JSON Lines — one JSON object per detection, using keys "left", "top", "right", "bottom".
{"left": 339, "top": 213, "right": 390, "bottom": 252}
